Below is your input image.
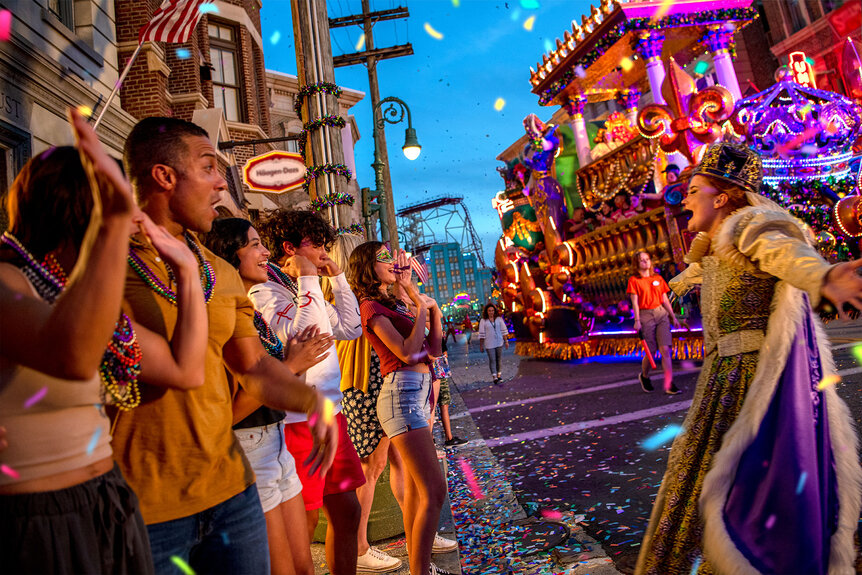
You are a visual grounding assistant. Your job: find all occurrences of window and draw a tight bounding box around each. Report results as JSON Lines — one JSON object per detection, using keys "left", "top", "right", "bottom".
{"left": 784, "top": 0, "right": 809, "bottom": 33}
{"left": 209, "top": 22, "right": 243, "bottom": 122}
{"left": 48, "top": 0, "right": 74, "bottom": 29}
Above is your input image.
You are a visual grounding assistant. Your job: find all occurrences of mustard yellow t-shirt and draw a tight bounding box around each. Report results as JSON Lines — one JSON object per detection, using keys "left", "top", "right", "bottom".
{"left": 110, "top": 233, "right": 257, "bottom": 525}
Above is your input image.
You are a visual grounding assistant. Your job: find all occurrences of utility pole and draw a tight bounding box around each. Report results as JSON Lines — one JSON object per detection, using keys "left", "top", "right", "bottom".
{"left": 291, "top": 0, "right": 350, "bottom": 227}
{"left": 329, "top": 1, "right": 412, "bottom": 249}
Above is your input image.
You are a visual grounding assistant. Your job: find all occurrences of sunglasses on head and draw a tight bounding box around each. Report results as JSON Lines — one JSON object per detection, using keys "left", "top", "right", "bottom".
{"left": 376, "top": 249, "right": 394, "bottom": 263}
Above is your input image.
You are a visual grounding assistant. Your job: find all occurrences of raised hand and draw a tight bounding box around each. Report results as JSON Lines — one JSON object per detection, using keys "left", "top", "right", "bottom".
{"left": 68, "top": 107, "right": 134, "bottom": 221}
{"left": 284, "top": 325, "right": 334, "bottom": 374}
{"left": 317, "top": 254, "right": 342, "bottom": 277}
{"left": 821, "top": 258, "right": 862, "bottom": 320}
{"left": 283, "top": 254, "right": 317, "bottom": 278}
{"left": 304, "top": 394, "right": 339, "bottom": 476}
{"left": 138, "top": 214, "right": 198, "bottom": 274}
{"left": 394, "top": 249, "right": 413, "bottom": 289}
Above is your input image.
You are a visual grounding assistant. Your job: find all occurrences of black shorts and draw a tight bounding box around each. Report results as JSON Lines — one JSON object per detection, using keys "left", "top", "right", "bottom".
{"left": 0, "top": 464, "right": 154, "bottom": 574}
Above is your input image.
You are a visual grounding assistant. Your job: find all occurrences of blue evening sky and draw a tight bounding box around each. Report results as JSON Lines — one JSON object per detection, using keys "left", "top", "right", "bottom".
{"left": 260, "top": 1, "right": 595, "bottom": 264}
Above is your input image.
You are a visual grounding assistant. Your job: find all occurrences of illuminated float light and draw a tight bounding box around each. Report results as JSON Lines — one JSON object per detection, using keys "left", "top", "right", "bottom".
{"left": 762, "top": 151, "right": 853, "bottom": 168}
{"left": 763, "top": 168, "right": 851, "bottom": 187}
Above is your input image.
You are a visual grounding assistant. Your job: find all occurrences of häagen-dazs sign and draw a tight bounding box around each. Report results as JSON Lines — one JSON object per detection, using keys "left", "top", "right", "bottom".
{"left": 243, "top": 151, "right": 306, "bottom": 193}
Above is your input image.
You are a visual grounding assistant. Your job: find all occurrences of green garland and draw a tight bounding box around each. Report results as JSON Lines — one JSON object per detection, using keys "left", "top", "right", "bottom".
{"left": 303, "top": 164, "right": 352, "bottom": 192}
{"left": 298, "top": 115, "right": 347, "bottom": 158}
{"left": 294, "top": 82, "right": 343, "bottom": 116}
{"left": 310, "top": 192, "right": 356, "bottom": 212}
{"left": 537, "top": 7, "right": 757, "bottom": 105}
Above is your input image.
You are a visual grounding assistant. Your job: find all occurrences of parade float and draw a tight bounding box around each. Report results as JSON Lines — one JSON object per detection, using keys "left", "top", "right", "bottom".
{"left": 493, "top": 0, "right": 862, "bottom": 360}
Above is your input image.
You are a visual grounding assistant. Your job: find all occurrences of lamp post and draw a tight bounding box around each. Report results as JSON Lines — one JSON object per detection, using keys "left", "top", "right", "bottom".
{"left": 369, "top": 96, "right": 421, "bottom": 247}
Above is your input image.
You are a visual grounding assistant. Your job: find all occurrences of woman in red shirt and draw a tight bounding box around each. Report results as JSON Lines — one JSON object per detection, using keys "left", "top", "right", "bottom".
{"left": 348, "top": 242, "right": 449, "bottom": 575}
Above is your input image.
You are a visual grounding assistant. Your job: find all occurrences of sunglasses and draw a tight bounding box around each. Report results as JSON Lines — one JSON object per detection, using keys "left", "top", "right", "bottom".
{"left": 376, "top": 248, "right": 395, "bottom": 263}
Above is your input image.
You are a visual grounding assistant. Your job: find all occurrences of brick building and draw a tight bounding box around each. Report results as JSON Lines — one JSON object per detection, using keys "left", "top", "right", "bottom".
{"left": 0, "top": 0, "right": 366, "bottom": 228}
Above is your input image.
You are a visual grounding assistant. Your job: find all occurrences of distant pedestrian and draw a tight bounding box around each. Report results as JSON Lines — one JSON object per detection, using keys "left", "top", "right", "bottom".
{"left": 461, "top": 314, "right": 474, "bottom": 351}
{"left": 627, "top": 251, "right": 680, "bottom": 394}
{"left": 478, "top": 304, "right": 508, "bottom": 384}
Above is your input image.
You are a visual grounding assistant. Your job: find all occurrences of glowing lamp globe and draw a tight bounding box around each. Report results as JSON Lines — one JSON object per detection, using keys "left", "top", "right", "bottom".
{"left": 402, "top": 127, "right": 421, "bottom": 160}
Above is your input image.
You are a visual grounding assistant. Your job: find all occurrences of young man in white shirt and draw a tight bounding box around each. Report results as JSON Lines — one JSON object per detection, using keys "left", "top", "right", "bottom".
{"left": 252, "top": 210, "right": 364, "bottom": 575}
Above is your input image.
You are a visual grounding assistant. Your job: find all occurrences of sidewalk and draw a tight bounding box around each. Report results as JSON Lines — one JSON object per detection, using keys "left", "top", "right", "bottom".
{"left": 443, "top": 338, "right": 622, "bottom": 575}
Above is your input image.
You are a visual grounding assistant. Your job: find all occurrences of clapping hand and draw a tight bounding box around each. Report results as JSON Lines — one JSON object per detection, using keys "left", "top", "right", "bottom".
{"left": 284, "top": 325, "right": 334, "bottom": 374}
{"left": 304, "top": 393, "right": 338, "bottom": 476}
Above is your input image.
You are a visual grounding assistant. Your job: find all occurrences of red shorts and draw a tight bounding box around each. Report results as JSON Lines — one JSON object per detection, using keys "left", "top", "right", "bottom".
{"left": 284, "top": 412, "right": 366, "bottom": 510}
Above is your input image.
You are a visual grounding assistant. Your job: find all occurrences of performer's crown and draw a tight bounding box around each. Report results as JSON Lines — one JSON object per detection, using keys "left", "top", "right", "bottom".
{"left": 692, "top": 141, "right": 762, "bottom": 194}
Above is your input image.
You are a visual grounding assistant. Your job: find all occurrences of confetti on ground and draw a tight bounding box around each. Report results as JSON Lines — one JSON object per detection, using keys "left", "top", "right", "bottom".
{"left": 817, "top": 374, "right": 841, "bottom": 390}
{"left": 641, "top": 425, "right": 682, "bottom": 451}
{"left": 540, "top": 509, "right": 562, "bottom": 520}
{"left": 458, "top": 457, "right": 485, "bottom": 500}
{"left": 852, "top": 343, "right": 862, "bottom": 365}
{"left": 0, "top": 10, "right": 12, "bottom": 42}
{"left": 523, "top": 16, "right": 536, "bottom": 31}
{"left": 199, "top": 3, "right": 218, "bottom": 14}
{"left": 77, "top": 105, "right": 93, "bottom": 118}
{"left": 796, "top": 471, "right": 808, "bottom": 494}
{"left": 1, "top": 464, "right": 19, "bottom": 480}
{"left": 424, "top": 22, "right": 444, "bottom": 40}
{"left": 765, "top": 514, "right": 776, "bottom": 529}
{"left": 270, "top": 30, "right": 281, "bottom": 45}
{"left": 494, "top": 98, "right": 506, "bottom": 112}
{"left": 520, "top": 0, "right": 540, "bottom": 8}
{"left": 24, "top": 386, "right": 48, "bottom": 408}
{"left": 694, "top": 61, "right": 709, "bottom": 75}
{"left": 620, "top": 57, "right": 634, "bottom": 72}
{"left": 355, "top": 33, "right": 365, "bottom": 51}
{"left": 175, "top": 48, "right": 191, "bottom": 60}
{"left": 86, "top": 427, "right": 102, "bottom": 456}
{"left": 171, "top": 556, "right": 196, "bottom": 575}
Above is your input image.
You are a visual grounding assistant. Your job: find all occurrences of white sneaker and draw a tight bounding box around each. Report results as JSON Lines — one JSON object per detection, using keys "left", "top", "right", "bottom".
{"left": 356, "top": 546, "right": 402, "bottom": 573}
{"left": 432, "top": 533, "right": 458, "bottom": 553}
{"left": 429, "top": 563, "right": 455, "bottom": 575}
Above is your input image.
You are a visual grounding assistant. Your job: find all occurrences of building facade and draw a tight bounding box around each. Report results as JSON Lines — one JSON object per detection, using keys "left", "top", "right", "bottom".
{"left": 0, "top": 0, "right": 366, "bottom": 230}
{"left": 422, "top": 242, "right": 494, "bottom": 310}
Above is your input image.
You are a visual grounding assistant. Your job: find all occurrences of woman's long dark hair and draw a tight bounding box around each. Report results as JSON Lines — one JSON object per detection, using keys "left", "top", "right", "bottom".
{"left": 3, "top": 146, "right": 92, "bottom": 263}
{"left": 347, "top": 241, "right": 399, "bottom": 308}
{"left": 199, "top": 217, "right": 253, "bottom": 269}
{"left": 482, "top": 303, "right": 499, "bottom": 320}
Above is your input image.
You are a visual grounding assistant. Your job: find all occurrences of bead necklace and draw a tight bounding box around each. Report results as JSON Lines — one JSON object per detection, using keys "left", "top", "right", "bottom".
{"left": 254, "top": 311, "right": 284, "bottom": 360}
{"left": 128, "top": 231, "right": 216, "bottom": 305}
{"left": 0, "top": 232, "right": 141, "bottom": 411}
{"left": 267, "top": 262, "right": 298, "bottom": 295}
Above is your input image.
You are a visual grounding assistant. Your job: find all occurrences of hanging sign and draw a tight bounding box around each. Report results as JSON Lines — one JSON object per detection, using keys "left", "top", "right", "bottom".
{"left": 243, "top": 151, "right": 306, "bottom": 194}
{"left": 789, "top": 51, "right": 817, "bottom": 89}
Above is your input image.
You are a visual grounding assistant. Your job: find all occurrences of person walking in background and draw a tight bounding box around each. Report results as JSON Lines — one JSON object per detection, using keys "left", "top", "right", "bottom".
{"left": 628, "top": 251, "right": 680, "bottom": 395}
{"left": 478, "top": 303, "right": 509, "bottom": 385}
{"left": 201, "top": 218, "right": 334, "bottom": 575}
{"left": 348, "top": 243, "right": 451, "bottom": 575}
{"left": 461, "top": 313, "right": 474, "bottom": 352}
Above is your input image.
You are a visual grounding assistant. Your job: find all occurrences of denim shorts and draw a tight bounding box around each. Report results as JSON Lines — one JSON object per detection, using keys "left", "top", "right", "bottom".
{"left": 377, "top": 370, "right": 432, "bottom": 438}
{"left": 235, "top": 421, "right": 302, "bottom": 513}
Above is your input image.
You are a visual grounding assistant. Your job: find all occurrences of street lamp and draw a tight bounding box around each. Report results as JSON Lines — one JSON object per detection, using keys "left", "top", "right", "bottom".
{"left": 367, "top": 96, "right": 421, "bottom": 244}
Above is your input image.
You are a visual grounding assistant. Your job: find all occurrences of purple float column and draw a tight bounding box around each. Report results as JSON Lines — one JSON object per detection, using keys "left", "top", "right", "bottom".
{"left": 703, "top": 25, "right": 742, "bottom": 101}
{"left": 563, "top": 94, "right": 592, "bottom": 167}
{"left": 615, "top": 87, "right": 640, "bottom": 125}
{"left": 634, "top": 31, "right": 666, "bottom": 104}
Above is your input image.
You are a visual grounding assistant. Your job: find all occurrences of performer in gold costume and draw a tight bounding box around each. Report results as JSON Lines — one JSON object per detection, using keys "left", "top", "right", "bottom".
{"left": 636, "top": 142, "right": 862, "bottom": 575}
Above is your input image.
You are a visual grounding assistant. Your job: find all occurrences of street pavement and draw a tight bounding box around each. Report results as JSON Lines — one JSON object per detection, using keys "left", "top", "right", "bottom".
{"left": 443, "top": 322, "right": 862, "bottom": 573}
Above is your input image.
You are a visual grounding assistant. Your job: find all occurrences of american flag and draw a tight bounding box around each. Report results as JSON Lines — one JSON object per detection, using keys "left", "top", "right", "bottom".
{"left": 139, "top": 0, "right": 209, "bottom": 44}
{"left": 410, "top": 254, "right": 429, "bottom": 285}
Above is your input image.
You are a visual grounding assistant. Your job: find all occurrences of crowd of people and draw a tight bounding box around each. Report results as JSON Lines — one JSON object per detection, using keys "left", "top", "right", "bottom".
{"left": 0, "top": 111, "right": 481, "bottom": 575}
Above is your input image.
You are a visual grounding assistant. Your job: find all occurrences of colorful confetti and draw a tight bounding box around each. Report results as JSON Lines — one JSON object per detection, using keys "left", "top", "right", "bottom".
{"left": 170, "top": 556, "right": 196, "bottom": 575}
{"left": 451, "top": 0, "right": 460, "bottom": 6}
{"left": 523, "top": 16, "right": 535, "bottom": 32}
{"left": 852, "top": 343, "right": 862, "bottom": 365}
{"left": 458, "top": 457, "right": 485, "bottom": 499}
{"left": 24, "top": 386, "right": 48, "bottom": 408}
{"left": 175, "top": 48, "right": 191, "bottom": 60}
{"left": 494, "top": 98, "right": 506, "bottom": 112}
{"left": 86, "top": 426, "right": 102, "bottom": 456}
{"left": 641, "top": 424, "right": 683, "bottom": 450}
{"left": 0, "top": 10, "right": 12, "bottom": 42}
{"left": 355, "top": 33, "right": 365, "bottom": 51}
{"left": 796, "top": 471, "right": 808, "bottom": 494}
{"left": 540, "top": 508, "right": 562, "bottom": 520}
{"left": 1, "top": 464, "right": 19, "bottom": 480}
{"left": 424, "top": 22, "right": 444, "bottom": 40}
{"left": 520, "top": 0, "right": 540, "bottom": 8}
{"left": 269, "top": 30, "right": 281, "bottom": 45}
{"left": 198, "top": 3, "right": 218, "bottom": 14}
{"left": 620, "top": 57, "right": 634, "bottom": 72}
{"left": 77, "top": 105, "right": 93, "bottom": 118}
{"left": 817, "top": 374, "right": 841, "bottom": 390}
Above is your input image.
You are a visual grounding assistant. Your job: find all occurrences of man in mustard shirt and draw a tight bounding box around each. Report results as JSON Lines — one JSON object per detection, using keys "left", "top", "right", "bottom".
{"left": 114, "top": 117, "right": 338, "bottom": 574}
